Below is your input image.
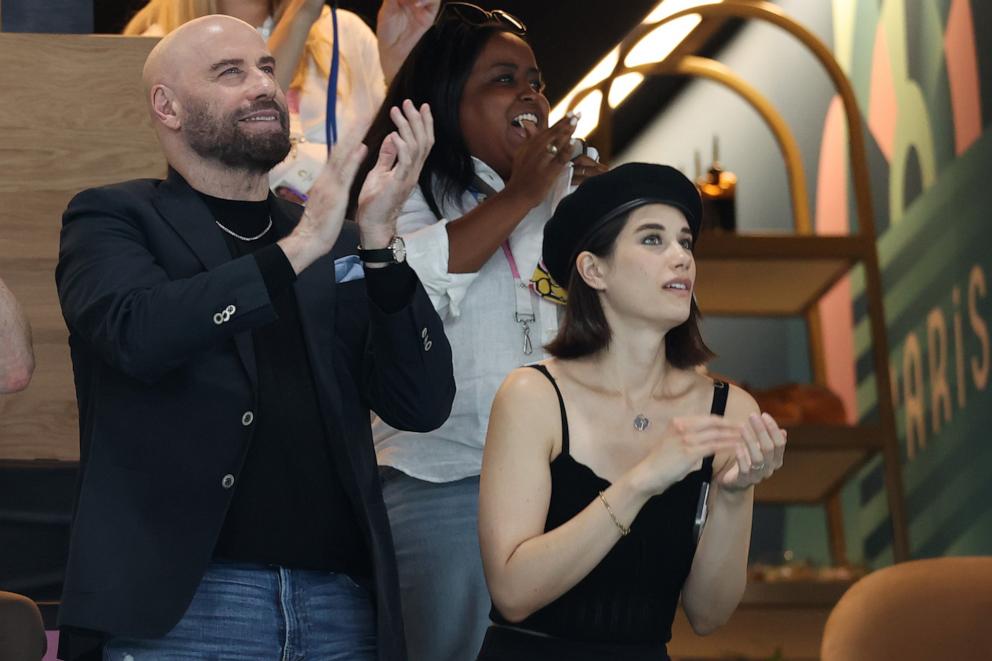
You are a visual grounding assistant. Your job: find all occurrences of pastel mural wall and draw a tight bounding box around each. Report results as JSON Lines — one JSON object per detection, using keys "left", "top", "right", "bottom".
{"left": 619, "top": 0, "right": 991, "bottom": 566}
{"left": 829, "top": 0, "right": 990, "bottom": 565}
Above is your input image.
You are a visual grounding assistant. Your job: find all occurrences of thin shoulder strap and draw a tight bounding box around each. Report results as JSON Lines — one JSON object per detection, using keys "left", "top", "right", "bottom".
{"left": 710, "top": 380, "right": 729, "bottom": 416}
{"left": 527, "top": 364, "right": 571, "bottom": 455}
{"left": 702, "top": 380, "right": 730, "bottom": 477}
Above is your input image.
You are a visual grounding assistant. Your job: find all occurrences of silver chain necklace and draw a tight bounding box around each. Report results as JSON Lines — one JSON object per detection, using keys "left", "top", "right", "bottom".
{"left": 215, "top": 216, "right": 273, "bottom": 242}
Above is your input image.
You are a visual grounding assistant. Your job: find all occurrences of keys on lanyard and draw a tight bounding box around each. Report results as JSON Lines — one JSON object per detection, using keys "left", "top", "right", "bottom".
{"left": 503, "top": 243, "right": 536, "bottom": 356}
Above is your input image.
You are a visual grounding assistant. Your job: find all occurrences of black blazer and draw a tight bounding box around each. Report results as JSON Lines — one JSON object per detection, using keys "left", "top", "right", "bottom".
{"left": 54, "top": 170, "right": 455, "bottom": 660}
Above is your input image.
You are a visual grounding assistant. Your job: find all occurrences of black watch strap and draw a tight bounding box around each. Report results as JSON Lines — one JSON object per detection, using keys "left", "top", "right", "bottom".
{"left": 357, "top": 246, "right": 394, "bottom": 263}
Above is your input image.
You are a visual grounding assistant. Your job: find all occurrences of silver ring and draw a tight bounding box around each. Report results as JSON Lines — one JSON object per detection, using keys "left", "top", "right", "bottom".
{"left": 752, "top": 462, "right": 766, "bottom": 471}
{"left": 546, "top": 143, "right": 559, "bottom": 156}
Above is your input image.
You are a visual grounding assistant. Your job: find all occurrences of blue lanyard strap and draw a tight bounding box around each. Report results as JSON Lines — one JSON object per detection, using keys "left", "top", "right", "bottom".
{"left": 325, "top": 2, "right": 340, "bottom": 153}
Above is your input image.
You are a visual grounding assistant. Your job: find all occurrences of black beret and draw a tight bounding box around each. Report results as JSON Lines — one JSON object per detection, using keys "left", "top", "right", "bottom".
{"left": 542, "top": 163, "right": 702, "bottom": 288}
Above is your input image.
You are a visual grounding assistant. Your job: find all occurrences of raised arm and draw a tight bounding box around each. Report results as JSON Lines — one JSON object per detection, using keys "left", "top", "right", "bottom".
{"left": 375, "top": 0, "right": 440, "bottom": 85}
{"left": 445, "top": 117, "right": 574, "bottom": 273}
{"left": 0, "top": 276, "right": 34, "bottom": 393}
{"left": 681, "top": 385, "right": 787, "bottom": 634}
{"left": 335, "top": 100, "right": 453, "bottom": 429}
{"left": 267, "top": 0, "right": 325, "bottom": 93}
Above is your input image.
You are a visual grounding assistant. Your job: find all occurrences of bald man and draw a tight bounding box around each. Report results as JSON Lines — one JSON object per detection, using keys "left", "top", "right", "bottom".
{"left": 55, "top": 16, "right": 453, "bottom": 661}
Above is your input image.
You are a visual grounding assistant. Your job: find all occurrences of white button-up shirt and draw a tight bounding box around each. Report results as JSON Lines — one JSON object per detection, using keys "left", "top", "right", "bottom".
{"left": 373, "top": 159, "right": 573, "bottom": 482}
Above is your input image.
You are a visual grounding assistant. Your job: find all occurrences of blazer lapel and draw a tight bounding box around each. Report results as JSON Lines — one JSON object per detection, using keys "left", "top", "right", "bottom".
{"left": 152, "top": 169, "right": 258, "bottom": 389}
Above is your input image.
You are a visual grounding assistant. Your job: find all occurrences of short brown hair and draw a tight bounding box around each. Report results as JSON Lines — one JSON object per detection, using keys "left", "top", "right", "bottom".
{"left": 544, "top": 213, "right": 714, "bottom": 368}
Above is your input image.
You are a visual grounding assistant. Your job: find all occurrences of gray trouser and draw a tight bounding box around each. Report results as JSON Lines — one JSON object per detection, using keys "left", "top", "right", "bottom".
{"left": 381, "top": 468, "right": 490, "bottom": 661}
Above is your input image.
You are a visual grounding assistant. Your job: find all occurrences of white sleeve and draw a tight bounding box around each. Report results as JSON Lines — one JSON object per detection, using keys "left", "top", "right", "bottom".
{"left": 396, "top": 189, "right": 478, "bottom": 319}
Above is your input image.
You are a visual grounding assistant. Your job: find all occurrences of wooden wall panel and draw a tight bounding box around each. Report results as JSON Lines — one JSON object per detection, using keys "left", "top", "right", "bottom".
{"left": 0, "top": 33, "right": 165, "bottom": 460}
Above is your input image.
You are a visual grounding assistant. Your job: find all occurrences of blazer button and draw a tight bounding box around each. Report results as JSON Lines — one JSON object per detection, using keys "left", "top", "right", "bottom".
{"left": 213, "top": 313, "right": 224, "bottom": 325}
{"left": 421, "top": 328, "right": 428, "bottom": 339}
{"left": 424, "top": 340, "right": 433, "bottom": 351}
{"left": 241, "top": 411, "right": 254, "bottom": 426}
{"left": 221, "top": 474, "right": 235, "bottom": 489}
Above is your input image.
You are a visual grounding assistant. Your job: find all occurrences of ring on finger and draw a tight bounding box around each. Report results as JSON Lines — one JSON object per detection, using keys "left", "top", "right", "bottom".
{"left": 752, "top": 462, "right": 766, "bottom": 471}
{"left": 546, "top": 143, "right": 559, "bottom": 156}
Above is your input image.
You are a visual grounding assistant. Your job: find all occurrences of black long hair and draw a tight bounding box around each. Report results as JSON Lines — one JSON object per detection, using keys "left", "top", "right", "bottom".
{"left": 348, "top": 19, "right": 524, "bottom": 218}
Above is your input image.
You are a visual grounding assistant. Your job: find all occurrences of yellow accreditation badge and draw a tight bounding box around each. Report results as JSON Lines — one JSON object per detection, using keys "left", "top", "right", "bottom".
{"left": 529, "top": 260, "right": 567, "bottom": 306}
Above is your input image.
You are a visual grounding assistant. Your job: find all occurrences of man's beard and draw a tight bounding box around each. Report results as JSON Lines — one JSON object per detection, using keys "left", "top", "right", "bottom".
{"left": 184, "top": 98, "right": 291, "bottom": 173}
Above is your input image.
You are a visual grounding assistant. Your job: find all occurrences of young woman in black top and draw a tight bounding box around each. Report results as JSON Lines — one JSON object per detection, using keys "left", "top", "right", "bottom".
{"left": 477, "top": 163, "right": 787, "bottom": 660}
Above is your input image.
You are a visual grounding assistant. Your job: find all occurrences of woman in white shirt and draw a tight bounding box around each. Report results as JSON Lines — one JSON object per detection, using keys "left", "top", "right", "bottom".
{"left": 124, "top": 0, "right": 438, "bottom": 200}
{"left": 352, "top": 4, "right": 606, "bottom": 659}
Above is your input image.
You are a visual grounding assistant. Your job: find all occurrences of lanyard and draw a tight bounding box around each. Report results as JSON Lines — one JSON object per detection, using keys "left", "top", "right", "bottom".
{"left": 324, "top": 2, "right": 340, "bottom": 152}
{"left": 500, "top": 241, "right": 537, "bottom": 355}
{"left": 469, "top": 177, "right": 537, "bottom": 355}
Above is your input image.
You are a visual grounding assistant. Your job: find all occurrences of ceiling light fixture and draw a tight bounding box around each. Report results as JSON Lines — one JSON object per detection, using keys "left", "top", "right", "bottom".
{"left": 550, "top": 0, "right": 722, "bottom": 139}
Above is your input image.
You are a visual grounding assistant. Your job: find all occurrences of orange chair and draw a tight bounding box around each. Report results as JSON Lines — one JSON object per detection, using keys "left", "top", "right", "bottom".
{"left": 821, "top": 557, "right": 992, "bottom": 661}
{"left": 0, "top": 591, "right": 46, "bottom": 660}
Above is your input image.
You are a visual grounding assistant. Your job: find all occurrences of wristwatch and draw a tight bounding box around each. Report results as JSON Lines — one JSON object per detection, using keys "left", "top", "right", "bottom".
{"left": 357, "top": 235, "right": 406, "bottom": 265}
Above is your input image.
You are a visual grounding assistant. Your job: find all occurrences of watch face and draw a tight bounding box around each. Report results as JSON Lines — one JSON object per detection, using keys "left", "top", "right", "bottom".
{"left": 391, "top": 237, "right": 407, "bottom": 263}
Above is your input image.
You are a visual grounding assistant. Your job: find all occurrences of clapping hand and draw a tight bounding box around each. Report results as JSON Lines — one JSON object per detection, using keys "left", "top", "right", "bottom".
{"left": 503, "top": 114, "right": 578, "bottom": 208}
{"left": 715, "top": 413, "right": 787, "bottom": 492}
{"left": 355, "top": 99, "right": 435, "bottom": 251}
{"left": 631, "top": 416, "right": 744, "bottom": 496}
{"left": 571, "top": 153, "right": 608, "bottom": 186}
{"left": 279, "top": 129, "right": 368, "bottom": 274}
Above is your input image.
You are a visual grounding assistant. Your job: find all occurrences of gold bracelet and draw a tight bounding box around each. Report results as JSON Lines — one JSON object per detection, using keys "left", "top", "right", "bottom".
{"left": 598, "top": 490, "right": 630, "bottom": 537}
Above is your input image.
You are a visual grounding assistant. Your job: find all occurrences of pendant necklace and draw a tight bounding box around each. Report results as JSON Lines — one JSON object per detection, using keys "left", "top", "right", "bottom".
{"left": 632, "top": 413, "right": 650, "bottom": 432}
{"left": 622, "top": 388, "right": 655, "bottom": 433}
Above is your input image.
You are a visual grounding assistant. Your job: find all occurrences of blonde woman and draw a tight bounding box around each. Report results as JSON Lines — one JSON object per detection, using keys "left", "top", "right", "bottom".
{"left": 124, "top": 0, "right": 439, "bottom": 200}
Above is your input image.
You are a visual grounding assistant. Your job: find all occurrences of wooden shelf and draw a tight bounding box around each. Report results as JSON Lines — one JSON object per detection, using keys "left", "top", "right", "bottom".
{"left": 755, "top": 425, "right": 882, "bottom": 503}
{"left": 694, "top": 234, "right": 866, "bottom": 315}
{"left": 741, "top": 578, "right": 855, "bottom": 608}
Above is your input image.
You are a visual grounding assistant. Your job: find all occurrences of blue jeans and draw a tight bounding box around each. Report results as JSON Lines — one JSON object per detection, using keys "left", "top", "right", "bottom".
{"left": 103, "top": 562, "right": 377, "bottom": 661}
{"left": 381, "top": 468, "right": 490, "bottom": 661}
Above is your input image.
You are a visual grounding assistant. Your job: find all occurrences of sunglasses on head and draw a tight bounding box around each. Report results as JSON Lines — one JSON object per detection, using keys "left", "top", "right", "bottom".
{"left": 436, "top": 2, "right": 527, "bottom": 35}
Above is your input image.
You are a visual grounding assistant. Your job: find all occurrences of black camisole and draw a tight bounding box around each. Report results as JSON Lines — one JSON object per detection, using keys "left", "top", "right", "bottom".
{"left": 486, "top": 365, "right": 729, "bottom": 657}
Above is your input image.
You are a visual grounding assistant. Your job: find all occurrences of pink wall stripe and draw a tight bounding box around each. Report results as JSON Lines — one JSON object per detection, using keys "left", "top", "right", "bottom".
{"left": 816, "top": 96, "right": 858, "bottom": 423}
{"left": 945, "top": 0, "right": 983, "bottom": 155}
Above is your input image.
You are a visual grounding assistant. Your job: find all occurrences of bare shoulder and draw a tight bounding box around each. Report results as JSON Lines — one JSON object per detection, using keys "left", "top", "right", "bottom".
{"left": 489, "top": 364, "right": 562, "bottom": 454}
{"left": 493, "top": 367, "right": 558, "bottom": 414}
{"left": 671, "top": 368, "right": 724, "bottom": 411}
{"left": 723, "top": 382, "right": 760, "bottom": 424}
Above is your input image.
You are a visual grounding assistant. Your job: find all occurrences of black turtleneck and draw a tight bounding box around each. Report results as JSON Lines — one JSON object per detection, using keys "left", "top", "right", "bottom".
{"left": 197, "top": 191, "right": 412, "bottom": 576}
